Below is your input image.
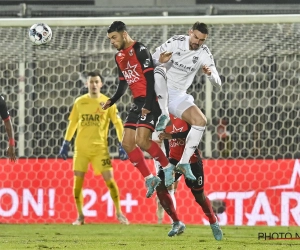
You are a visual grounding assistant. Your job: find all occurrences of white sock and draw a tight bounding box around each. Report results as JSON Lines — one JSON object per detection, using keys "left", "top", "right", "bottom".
{"left": 168, "top": 189, "right": 176, "bottom": 210}
{"left": 179, "top": 125, "right": 205, "bottom": 163}
{"left": 154, "top": 66, "right": 169, "bottom": 117}
{"left": 168, "top": 189, "right": 176, "bottom": 223}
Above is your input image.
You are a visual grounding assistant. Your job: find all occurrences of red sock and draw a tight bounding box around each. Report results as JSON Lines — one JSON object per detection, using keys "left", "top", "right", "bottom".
{"left": 157, "top": 189, "right": 180, "bottom": 222}
{"left": 200, "top": 197, "right": 217, "bottom": 224}
{"left": 127, "top": 147, "right": 151, "bottom": 178}
{"left": 146, "top": 141, "right": 169, "bottom": 167}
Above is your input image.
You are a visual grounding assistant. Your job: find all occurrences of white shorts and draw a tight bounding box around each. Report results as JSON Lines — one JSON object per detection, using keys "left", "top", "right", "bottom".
{"left": 168, "top": 87, "right": 195, "bottom": 119}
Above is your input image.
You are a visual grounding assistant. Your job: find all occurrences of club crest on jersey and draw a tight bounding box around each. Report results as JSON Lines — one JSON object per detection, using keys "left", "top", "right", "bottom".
{"left": 129, "top": 49, "right": 134, "bottom": 56}
{"left": 192, "top": 56, "right": 199, "bottom": 64}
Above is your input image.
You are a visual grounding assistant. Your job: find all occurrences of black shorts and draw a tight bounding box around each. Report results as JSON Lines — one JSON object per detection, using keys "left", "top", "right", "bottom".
{"left": 124, "top": 97, "right": 161, "bottom": 131}
{"left": 157, "top": 158, "right": 204, "bottom": 191}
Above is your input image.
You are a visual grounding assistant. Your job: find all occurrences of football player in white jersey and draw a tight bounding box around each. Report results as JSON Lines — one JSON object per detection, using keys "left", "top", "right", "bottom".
{"left": 152, "top": 22, "right": 222, "bottom": 181}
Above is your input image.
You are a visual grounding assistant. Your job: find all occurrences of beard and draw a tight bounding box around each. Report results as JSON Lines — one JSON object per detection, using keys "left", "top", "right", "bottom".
{"left": 117, "top": 40, "right": 126, "bottom": 51}
{"left": 190, "top": 43, "right": 200, "bottom": 50}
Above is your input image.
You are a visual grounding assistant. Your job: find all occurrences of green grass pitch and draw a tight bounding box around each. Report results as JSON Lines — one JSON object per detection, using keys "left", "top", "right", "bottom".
{"left": 0, "top": 224, "right": 299, "bottom": 249}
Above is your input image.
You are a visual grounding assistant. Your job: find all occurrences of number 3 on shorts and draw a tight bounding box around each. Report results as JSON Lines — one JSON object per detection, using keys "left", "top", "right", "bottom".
{"left": 140, "top": 114, "right": 147, "bottom": 121}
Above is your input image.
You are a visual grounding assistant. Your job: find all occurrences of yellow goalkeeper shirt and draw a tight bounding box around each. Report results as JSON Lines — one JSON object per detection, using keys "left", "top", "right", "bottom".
{"left": 64, "top": 93, "right": 123, "bottom": 149}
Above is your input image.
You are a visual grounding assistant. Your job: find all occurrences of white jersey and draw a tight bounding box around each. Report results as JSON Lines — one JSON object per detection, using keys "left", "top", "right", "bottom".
{"left": 153, "top": 35, "right": 221, "bottom": 91}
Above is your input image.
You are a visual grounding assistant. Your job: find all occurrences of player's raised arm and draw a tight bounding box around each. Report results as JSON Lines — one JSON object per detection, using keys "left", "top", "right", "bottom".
{"left": 103, "top": 58, "right": 128, "bottom": 110}
{"left": 0, "top": 95, "right": 16, "bottom": 162}
{"left": 201, "top": 46, "right": 222, "bottom": 88}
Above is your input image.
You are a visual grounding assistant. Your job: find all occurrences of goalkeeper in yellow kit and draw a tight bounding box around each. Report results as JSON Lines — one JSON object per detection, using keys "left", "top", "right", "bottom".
{"left": 59, "top": 71, "right": 129, "bottom": 225}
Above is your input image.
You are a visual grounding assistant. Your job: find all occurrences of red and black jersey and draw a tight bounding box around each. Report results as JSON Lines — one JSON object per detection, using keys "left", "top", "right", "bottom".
{"left": 165, "top": 114, "right": 198, "bottom": 163}
{"left": 114, "top": 41, "right": 155, "bottom": 110}
{"left": 0, "top": 95, "right": 10, "bottom": 121}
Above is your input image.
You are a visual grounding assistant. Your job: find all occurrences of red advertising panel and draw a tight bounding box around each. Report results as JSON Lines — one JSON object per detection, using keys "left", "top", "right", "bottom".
{"left": 0, "top": 159, "right": 299, "bottom": 225}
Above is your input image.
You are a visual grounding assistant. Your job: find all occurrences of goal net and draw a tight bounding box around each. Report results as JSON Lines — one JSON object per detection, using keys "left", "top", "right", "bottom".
{"left": 0, "top": 15, "right": 299, "bottom": 225}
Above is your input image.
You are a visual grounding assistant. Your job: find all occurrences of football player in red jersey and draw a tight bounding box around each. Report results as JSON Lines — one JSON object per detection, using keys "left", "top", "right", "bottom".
{"left": 103, "top": 21, "right": 196, "bottom": 198}
{"left": 156, "top": 114, "right": 223, "bottom": 240}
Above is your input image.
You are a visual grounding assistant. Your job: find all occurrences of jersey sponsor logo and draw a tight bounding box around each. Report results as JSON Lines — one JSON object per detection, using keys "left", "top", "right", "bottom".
{"left": 169, "top": 125, "right": 185, "bottom": 147}
{"left": 122, "top": 62, "right": 140, "bottom": 85}
{"left": 81, "top": 114, "right": 101, "bottom": 126}
{"left": 170, "top": 139, "right": 185, "bottom": 147}
{"left": 192, "top": 56, "right": 199, "bottom": 64}
{"left": 174, "top": 52, "right": 181, "bottom": 56}
{"left": 173, "top": 61, "right": 194, "bottom": 72}
{"left": 140, "top": 46, "right": 146, "bottom": 51}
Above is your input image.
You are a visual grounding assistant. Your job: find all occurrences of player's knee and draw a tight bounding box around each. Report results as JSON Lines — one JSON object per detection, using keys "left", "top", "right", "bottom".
{"left": 121, "top": 142, "right": 133, "bottom": 153}
{"left": 135, "top": 137, "right": 149, "bottom": 151}
{"left": 191, "top": 116, "right": 207, "bottom": 127}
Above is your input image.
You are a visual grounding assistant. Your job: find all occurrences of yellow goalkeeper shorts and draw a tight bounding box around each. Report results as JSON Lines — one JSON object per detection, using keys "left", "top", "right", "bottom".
{"left": 73, "top": 144, "right": 112, "bottom": 175}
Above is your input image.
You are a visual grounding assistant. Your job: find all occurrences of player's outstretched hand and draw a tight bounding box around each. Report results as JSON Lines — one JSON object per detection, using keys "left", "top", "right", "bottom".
{"left": 59, "top": 140, "right": 70, "bottom": 160}
{"left": 118, "top": 143, "right": 128, "bottom": 161}
{"left": 159, "top": 51, "right": 173, "bottom": 63}
{"left": 102, "top": 99, "right": 112, "bottom": 110}
{"left": 6, "top": 145, "right": 16, "bottom": 162}
{"left": 158, "top": 132, "right": 172, "bottom": 140}
{"left": 202, "top": 65, "right": 212, "bottom": 76}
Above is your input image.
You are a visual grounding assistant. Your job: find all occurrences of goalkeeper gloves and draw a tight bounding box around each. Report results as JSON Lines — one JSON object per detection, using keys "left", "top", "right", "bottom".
{"left": 118, "top": 143, "right": 128, "bottom": 161}
{"left": 59, "top": 140, "right": 70, "bottom": 160}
